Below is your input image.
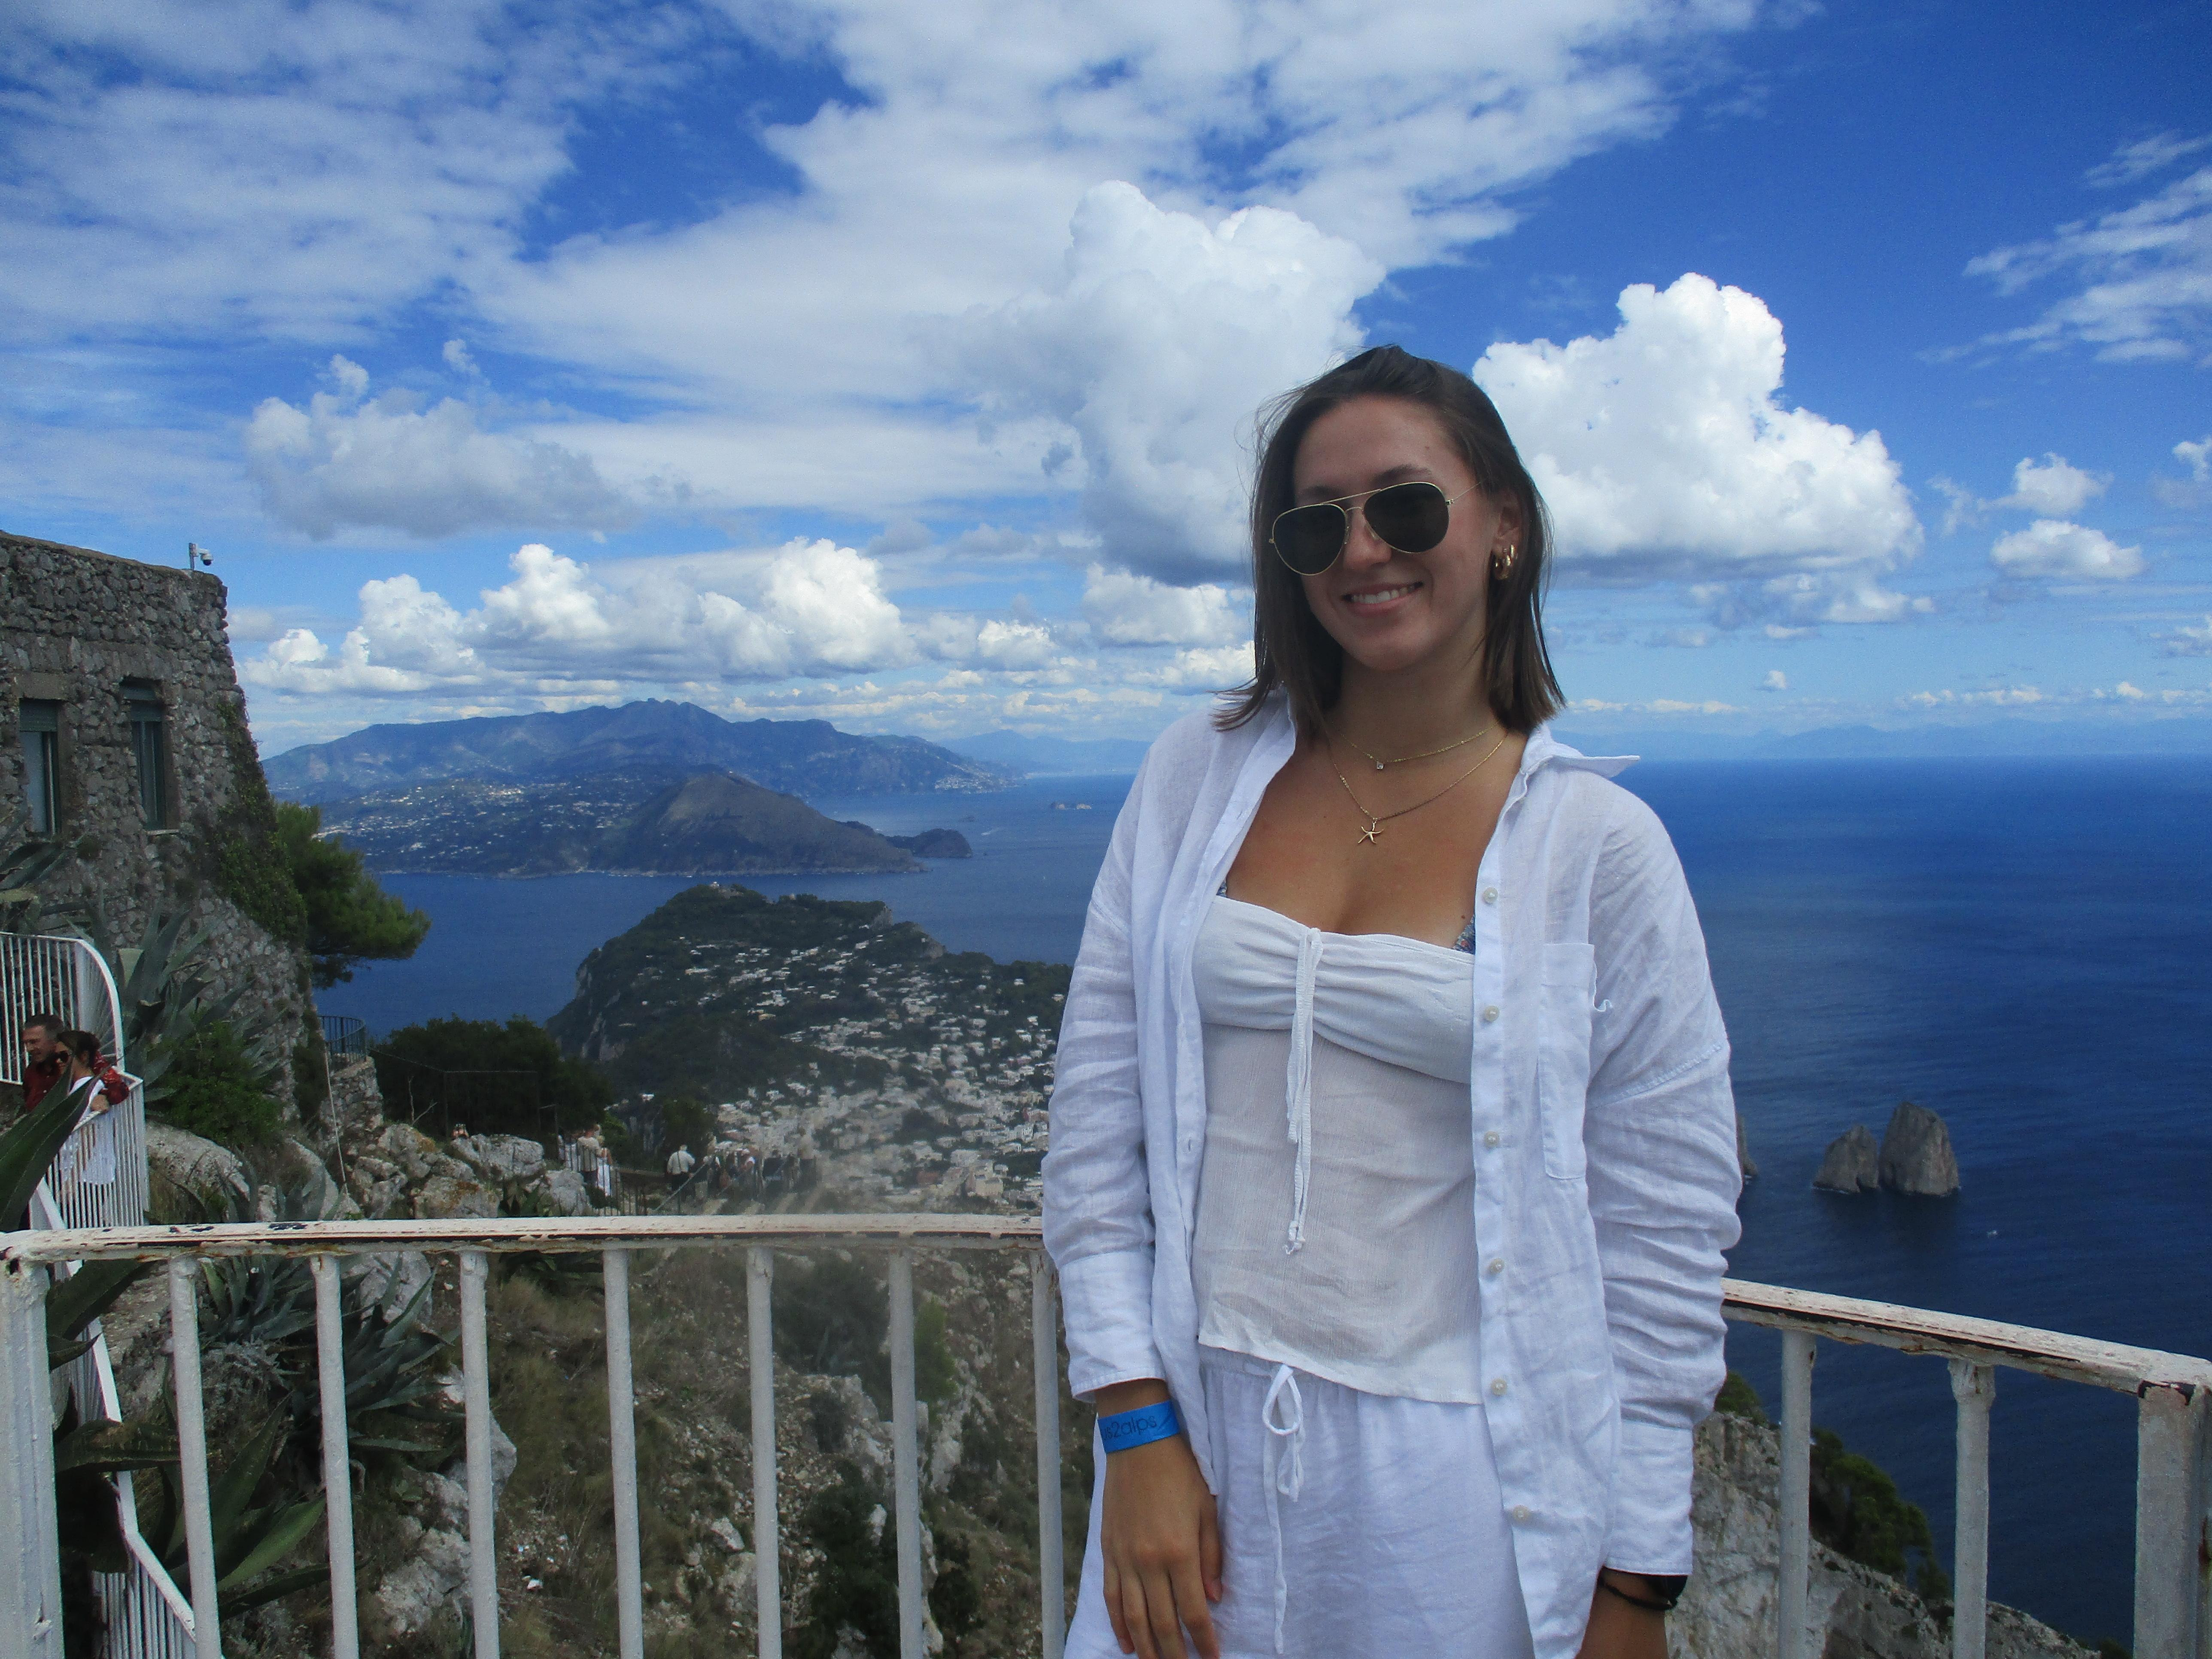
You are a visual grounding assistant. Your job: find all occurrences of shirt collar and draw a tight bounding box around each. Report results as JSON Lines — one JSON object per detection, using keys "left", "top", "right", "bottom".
{"left": 1518, "top": 721, "right": 1637, "bottom": 782}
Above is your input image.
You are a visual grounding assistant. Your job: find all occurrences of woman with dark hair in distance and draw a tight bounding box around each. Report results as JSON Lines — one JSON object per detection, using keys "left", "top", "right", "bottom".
{"left": 1043, "top": 346, "right": 1741, "bottom": 1659}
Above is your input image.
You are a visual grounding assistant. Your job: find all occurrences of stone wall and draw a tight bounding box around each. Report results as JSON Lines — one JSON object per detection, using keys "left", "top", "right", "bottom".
{"left": 0, "top": 529, "right": 316, "bottom": 1099}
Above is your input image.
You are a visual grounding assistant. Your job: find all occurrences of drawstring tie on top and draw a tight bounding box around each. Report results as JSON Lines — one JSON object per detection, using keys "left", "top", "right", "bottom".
{"left": 1282, "top": 930, "right": 1322, "bottom": 1253}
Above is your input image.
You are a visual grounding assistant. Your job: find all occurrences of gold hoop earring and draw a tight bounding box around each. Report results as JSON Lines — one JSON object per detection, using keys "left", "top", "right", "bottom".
{"left": 1492, "top": 544, "right": 1517, "bottom": 580}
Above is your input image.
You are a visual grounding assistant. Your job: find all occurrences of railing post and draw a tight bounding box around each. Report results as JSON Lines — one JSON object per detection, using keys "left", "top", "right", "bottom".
{"left": 310, "top": 1257, "right": 361, "bottom": 1659}
{"left": 747, "top": 1248, "right": 782, "bottom": 1659}
{"left": 169, "top": 1258, "right": 220, "bottom": 1657}
{"left": 460, "top": 1252, "right": 499, "bottom": 1659}
{"left": 1778, "top": 1331, "right": 1817, "bottom": 1659}
{"left": 888, "top": 1250, "right": 924, "bottom": 1659}
{"left": 1949, "top": 1360, "right": 1993, "bottom": 1659}
{"left": 1032, "top": 1253, "right": 1064, "bottom": 1659}
{"left": 2135, "top": 1381, "right": 2210, "bottom": 1659}
{"left": 603, "top": 1249, "right": 646, "bottom": 1659}
{"left": 0, "top": 1260, "right": 64, "bottom": 1659}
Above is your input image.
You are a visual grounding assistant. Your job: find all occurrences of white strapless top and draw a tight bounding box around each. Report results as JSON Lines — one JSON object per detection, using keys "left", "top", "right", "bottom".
{"left": 1190, "top": 896, "right": 1486, "bottom": 1403}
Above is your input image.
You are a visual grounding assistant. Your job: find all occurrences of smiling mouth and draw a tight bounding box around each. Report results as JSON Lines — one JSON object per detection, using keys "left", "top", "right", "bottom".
{"left": 1345, "top": 583, "right": 1419, "bottom": 606}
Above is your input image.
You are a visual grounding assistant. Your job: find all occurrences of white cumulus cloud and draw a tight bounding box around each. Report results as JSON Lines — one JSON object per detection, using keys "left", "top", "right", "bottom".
{"left": 1760, "top": 669, "right": 1788, "bottom": 692}
{"left": 954, "top": 182, "right": 1381, "bottom": 582}
{"left": 1988, "top": 519, "right": 2145, "bottom": 581}
{"left": 1477, "top": 274, "right": 1922, "bottom": 625}
{"left": 244, "top": 359, "right": 636, "bottom": 539}
{"left": 2001, "top": 453, "right": 2108, "bottom": 516}
{"left": 1082, "top": 566, "right": 1248, "bottom": 647}
{"left": 242, "top": 538, "right": 917, "bottom": 696}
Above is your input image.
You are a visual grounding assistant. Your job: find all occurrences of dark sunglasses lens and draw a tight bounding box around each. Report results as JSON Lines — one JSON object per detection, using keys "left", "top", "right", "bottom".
{"left": 1364, "top": 482, "right": 1451, "bottom": 552}
{"left": 1272, "top": 504, "right": 1347, "bottom": 574}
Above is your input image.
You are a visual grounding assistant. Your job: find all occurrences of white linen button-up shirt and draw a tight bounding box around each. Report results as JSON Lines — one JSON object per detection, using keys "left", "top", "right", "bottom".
{"left": 1042, "top": 696, "right": 1742, "bottom": 1659}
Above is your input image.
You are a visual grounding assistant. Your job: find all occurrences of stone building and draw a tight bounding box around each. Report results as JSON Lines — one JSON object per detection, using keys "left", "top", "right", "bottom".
{"left": 1, "top": 528, "right": 317, "bottom": 1102}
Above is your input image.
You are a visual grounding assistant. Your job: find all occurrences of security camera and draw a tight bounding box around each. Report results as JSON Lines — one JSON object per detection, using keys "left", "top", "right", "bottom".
{"left": 186, "top": 542, "right": 214, "bottom": 569}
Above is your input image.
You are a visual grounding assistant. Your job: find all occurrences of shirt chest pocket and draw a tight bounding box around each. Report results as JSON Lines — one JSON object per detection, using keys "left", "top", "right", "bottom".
{"left": 1536, "top": 941, "right": 1597, "bottom": 1180}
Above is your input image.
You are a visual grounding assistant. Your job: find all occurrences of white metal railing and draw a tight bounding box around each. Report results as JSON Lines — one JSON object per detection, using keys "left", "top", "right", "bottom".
{"left": 1, "top": 1218, "right": 2204, "bottom": 1659}
{"left": 46, "top": 1084, "right": 150, "bottom": 1234}
{"left": 28, "top": 1171, "right": 194, "bottom": 1659}
{"left": 1726, "top": 1278, "right": 2212, "bottom": 1659}
{"left": 0, "top": 933, "right": 126, "bottom": 1080}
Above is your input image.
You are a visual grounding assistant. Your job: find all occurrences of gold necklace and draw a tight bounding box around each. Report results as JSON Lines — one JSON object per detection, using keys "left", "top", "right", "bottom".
{"left": 1328, "top": 729, "right": 1510, "bottom": 848}
{"left": 1333, "top": 719, "right": 1493, "bottom": 772}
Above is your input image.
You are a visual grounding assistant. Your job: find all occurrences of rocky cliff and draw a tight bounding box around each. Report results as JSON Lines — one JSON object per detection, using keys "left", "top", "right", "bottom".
{"left": 1878, "top": 1101, "right": 1960, "bottom": 1196}
{"left": 1814, "top": 1124, "right": 1880, "bottom": 1192}
{"left": 1681, "top": 1408, "right": 2087, "bottom": 1659}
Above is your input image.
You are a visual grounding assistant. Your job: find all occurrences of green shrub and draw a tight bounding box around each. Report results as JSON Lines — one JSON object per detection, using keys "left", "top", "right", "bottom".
{"left": 929, "top": 1533, "right": 981, "bottom": 1644}
{"left": 1713, "top": 1370, "right": 1768, "bottom": 1424}
{"left": 273, "top": 800, "right": 429, "bottom": 987}
{"left": 658, "top": 1093, "right": 715, "bottom": 1155}
{"left": 1811, "top": 1425, "right": 1950, "bottom": 1602}
{"left": 158, "top": 1021, "right": 283, "bottom": 1149}
{"left": 374, "top": 1014, "right": 613, "bottom": 1140}
{"left": 793, "top": 1462, "right": 899, "bottom": 1659}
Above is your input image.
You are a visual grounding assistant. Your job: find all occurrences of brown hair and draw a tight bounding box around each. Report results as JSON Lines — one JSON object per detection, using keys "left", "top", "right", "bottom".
{"left": 1217, "top": 344, "right": 1563, "bottom": 735}
{"left": 59, "top": 1030, "right": 100, "bottom": 1069}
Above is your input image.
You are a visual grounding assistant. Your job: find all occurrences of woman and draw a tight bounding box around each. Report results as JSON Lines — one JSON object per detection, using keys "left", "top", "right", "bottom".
{"left": 1042, "top": 346, "right": 1742, "bottom": 1659}
{"left": 51, "top": 1029, "right": 118, "bottom": 1198}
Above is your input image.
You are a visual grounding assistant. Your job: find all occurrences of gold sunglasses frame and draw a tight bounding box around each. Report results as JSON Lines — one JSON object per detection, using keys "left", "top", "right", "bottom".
{"left": 1267, "top": 481, "right": 1478, "bottom": 575}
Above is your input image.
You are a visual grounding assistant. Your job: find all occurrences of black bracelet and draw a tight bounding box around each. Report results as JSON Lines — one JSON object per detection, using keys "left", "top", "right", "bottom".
{"left": 1596, "top": 1573, "right": 1686, "bottom": 1613}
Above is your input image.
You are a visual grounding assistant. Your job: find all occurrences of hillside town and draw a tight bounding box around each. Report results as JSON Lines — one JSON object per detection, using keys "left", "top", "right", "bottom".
{"left": 546, "top": 882, "right": 1067, "bottom": 1209}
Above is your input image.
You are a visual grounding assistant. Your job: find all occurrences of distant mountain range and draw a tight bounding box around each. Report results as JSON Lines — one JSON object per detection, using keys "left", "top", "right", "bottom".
{"left": 265, "top": 700, "right": 1015, "bottom": 804}
{"left": 315, "top": 766, "right": 973, "bottom": 877}
{"left": 1556, "top": 716, "right": 2212, "bottom": 762}
{"left": 947, "top": 728, "right": 1156, "bottom": 775}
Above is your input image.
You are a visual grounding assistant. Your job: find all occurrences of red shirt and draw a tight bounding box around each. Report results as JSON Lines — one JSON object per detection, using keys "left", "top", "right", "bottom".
{"left": 21, "top": 1056, "right": 62, "bottom": 1112}
{"left": 22, "top": 1056, "right": 128, "bottom": 1112}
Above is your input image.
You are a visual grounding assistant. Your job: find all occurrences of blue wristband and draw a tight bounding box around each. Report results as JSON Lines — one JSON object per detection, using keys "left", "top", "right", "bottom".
{"left": 1098, "top": 1399, "right": 1182, "bottom": 1453}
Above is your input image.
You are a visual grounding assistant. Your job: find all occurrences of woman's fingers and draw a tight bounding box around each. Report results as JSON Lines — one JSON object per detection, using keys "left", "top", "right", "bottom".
{"left": 1139, "top": 1560, "right": 1191, "bottom": 1659}
{"left": 1199, "top": 1495, "right": 1223, "bottom": 1602}
{"left": 1167, "top": 1549, "right": 1220, "bottom": 1659}
{"left": 1104, "top": 1559, "right": 1134, "bottom": 1655}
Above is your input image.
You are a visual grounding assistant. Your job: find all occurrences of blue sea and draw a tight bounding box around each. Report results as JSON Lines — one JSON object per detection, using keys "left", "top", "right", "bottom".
{"left": 335, "top": 761, "right": 2212, "bottom": 1645}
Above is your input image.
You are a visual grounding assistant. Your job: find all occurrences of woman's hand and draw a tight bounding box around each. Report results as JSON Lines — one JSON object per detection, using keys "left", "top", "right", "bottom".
{"left": 1575, "top": 1575, "right": 1669, "bottom": 1659}
{"left": 1096, "top": 1383, "right": 1222, "bottom": 1659}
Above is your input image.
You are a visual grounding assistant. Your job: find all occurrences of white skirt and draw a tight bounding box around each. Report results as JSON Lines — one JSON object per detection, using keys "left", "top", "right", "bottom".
{"left": 1066, "top": 1349, "right": 1536, "bottom": 1659}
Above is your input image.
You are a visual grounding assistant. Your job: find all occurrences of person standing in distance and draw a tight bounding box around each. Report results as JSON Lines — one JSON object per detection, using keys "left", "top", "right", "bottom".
{"left": 1043, "top": 346, "right": 1742, "bottom": 1659}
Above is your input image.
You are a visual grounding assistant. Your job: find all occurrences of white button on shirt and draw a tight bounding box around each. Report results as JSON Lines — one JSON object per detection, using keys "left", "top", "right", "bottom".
{"left": 1480, "top": 1004, "right": 1501, "bottom": 1024}
{"left": 1482, "top": 887, "right": 1499, "bottom": 905}
{"left": 1043, "top": 703, "right": 1741, "bottom": 1659}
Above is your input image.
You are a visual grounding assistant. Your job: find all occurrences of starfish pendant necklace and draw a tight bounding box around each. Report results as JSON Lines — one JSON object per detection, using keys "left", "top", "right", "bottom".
{"left": 1329, "top": 728, "right": 1510, "bottom": 848}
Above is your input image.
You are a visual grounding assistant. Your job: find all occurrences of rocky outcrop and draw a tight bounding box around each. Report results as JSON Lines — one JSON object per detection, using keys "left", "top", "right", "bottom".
{"left": 1735, "top": 1112, "right": 1758, "bottom": 1181}
{"left": 884, "top": 828, "right": 973, "bottom": 859}
{"left": 1682, "top": 1410, "right": 2088, "bottom": 1658}
{"left": 452, "top": 1131, "right": 547, "bottom": 1183}
{"left": 366, "top": 1406, "right": 517, "bottom": 1641}
{"left": 1814, "top": 1125, "right": 1880, "bottom": 1193}
{"left": 145, "top": 1121, "right": 251, "bottom": 1220}
{"left": 1878, "top": 1102, "right": 1960, "bottom": 1197}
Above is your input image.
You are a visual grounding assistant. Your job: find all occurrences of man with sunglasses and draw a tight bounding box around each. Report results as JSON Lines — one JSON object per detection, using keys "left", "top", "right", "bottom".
{"left": 1047, "top": 346, "right": 1736, "bottom": 1659}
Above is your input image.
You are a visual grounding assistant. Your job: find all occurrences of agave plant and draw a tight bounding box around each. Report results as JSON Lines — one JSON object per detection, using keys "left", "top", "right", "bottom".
{"left": 129, "top": 1410, "right": 328, "bottom": 1611}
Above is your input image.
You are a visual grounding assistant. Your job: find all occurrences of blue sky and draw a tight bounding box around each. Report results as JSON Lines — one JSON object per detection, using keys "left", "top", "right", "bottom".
{"left": 5, "top": 0, "right": 2207, "bottom": 754}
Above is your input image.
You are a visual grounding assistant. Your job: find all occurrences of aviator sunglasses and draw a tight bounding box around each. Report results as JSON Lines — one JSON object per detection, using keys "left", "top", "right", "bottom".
{"left": 1267, "top": 480, "right": 1477, "bottom": 576}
